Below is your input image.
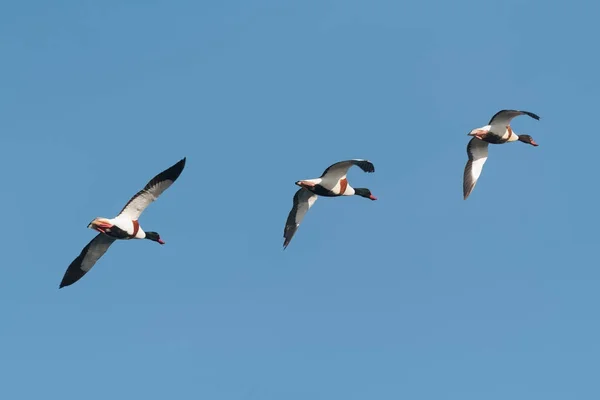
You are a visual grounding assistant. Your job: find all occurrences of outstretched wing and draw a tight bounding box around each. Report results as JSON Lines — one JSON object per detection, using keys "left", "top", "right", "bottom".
{"left": 283, "top": 188, "right": 318, "bottom": 249}
{"left": 118, "top": 157, "right": 186, "bottom": 220}
{"left": 463, "top": 138, "right": 489, "bottom": 200}
{"left": 60, "top": 234, "right": 116, "bottom": 288}
{"left": 488, "top": 110, "right": 540, "bottom": 126}
{"left": 320, "top": 159, "right": 375, "bottom": 183}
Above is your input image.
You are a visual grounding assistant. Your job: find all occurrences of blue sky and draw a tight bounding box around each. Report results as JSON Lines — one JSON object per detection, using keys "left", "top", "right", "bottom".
{"left": 1, "top": 0, "right": 599, "bottom": 398}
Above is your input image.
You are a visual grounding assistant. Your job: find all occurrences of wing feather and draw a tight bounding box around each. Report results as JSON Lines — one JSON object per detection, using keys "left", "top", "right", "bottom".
{"left": 488, "top": 110, "right": 540, "bottom": 126}
{"left": 118, "top": 158, "right": 186, "bottom": 220}
{"left": 320, "top": 159, "right": 375, "bottom": 183}
{"left": 463, "top": 138, "right": 489, "bottom": 200}
{"left": 283, "top": 188, "right": 318, "bottom": 249}
{"left": 59, "top": 234, "right": 116, "bottom": 288}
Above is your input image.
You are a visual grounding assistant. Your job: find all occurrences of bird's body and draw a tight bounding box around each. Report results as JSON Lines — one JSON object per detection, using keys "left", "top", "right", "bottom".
{"left": 86, "top": 217, "right": 144, "bottom": 240}
{"left": 468, "top": 110, "right": 540, "bottom": 144}
{"left": 463, "top": 110, "right": 540, "bottom": 200}
{"left": 294, "top": 177, "right": 356, "bottom": 197}
{"left": 59, "top": 157, "right": 186, "bottom": 288}
{"left": 283, "top": 159, "right": 377, "bottom": 249}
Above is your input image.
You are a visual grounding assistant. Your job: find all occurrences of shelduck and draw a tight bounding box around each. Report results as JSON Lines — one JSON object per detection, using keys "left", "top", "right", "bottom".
{"left": 283, "top": 159, "right": 377, "bottom": 249}
{"left": 59, "top": 157, "right": 186, "bottom": 288}
{"left": 463, "top": 110, "right": 540, "bottom": 200}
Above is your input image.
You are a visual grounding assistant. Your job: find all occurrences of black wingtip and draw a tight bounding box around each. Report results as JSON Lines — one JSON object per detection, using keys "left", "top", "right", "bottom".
{"left": 59, "top": 266, "right": 86, "bottom": 289}
{"left": 358, "top": 160, "right": 375, "bottom": 173}
{"left": 283, "top": 235, "right": 293, "bottom": 249}
{"left": 161, "top": 157, "right": 186, "bottom": 183}
{"left": 175, "top": 157, "right": 186, "bottom": 170}
{"left": 59, "top": 278, "right": 74, "bottom": 289}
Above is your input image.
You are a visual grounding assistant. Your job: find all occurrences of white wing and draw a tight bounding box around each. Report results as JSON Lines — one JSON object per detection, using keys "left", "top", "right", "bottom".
{"left": 319, "top": 159, "right": 375, "bottom": 185}
{"left": 118, "top": 158, "right": 186, "bottom": 220}
{"left": 283, "top": 188, "right": 318, "bottom": 249}
{"left": 60, "top": 234, "right": 116, "bottom": 288}
{"left": 488, "top": 110, "right": 540, "bottom": 128}
{"left": 463, "top": 138, "right": 489, "bottom": 200}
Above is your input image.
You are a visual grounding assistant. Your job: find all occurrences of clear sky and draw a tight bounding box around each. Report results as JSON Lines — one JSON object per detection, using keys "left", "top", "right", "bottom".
{"left": 1, "top": 0, "right": 599, "bottom": 399}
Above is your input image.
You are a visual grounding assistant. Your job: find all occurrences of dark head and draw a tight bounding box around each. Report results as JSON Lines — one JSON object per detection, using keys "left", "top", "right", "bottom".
{"left": 518, "top": 135, "right": 538, "bottom": 146}
{"left": 145, "top": 232, "right": 165, "bottom": 245}
{"left": 354, "top": 188, "right": 377, "bottom": 201}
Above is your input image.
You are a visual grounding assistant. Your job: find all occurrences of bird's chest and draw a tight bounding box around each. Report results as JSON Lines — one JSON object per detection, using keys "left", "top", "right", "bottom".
{"left": 487, "top": 126, "right": 516, "bottom": 144}
{"left": 330, "top": 178, "right": 352, "bottom": 195}
{"left": 311, "top": 178, "right": 351, "bottom": 197}
{"left": 483, "top": 134, "right": 508, "bottom": 144}
{"left": 105, "top": 220, "right": 143, "bottom": 240}
{"left": 103, "top": 226, "right": 130, "bottom": 240}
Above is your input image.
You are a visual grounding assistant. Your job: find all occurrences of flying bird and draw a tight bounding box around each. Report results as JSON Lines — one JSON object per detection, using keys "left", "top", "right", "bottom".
{"left": 59, "top": 157, "right": 186, "bottom": 288}
{"left": 463, "top": 110, "right": 540, "bottom": 200}
{"left": 283, "top": 159, "right": 377, "bottom": 249}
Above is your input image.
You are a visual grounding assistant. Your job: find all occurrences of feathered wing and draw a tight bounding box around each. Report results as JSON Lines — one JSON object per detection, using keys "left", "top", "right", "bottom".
{"left": 319, "top": 159, "right": 375, "bottom": 183}
{"left": 463, "top": 138, "right": 489, "bottom": 200}
{"left": 283, "top": 188, "right": 318, "bottom": 249}
{"left": 59, "top": 234, "right": 116, "bottom": 288}
{"left": 488, "top": 110, "right": 540, "bottom": 126}
{"left": 118, "top": 157, "right": 186, "bottom": 220}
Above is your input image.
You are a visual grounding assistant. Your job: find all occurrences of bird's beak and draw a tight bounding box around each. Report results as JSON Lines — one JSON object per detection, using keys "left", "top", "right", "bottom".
{"left": 530, "top": 139, "right": 539, "bottom": 146}
{"left": 369, "top": 194, "right": 377, "bottom": 201}
{"left": 158, "top": 238, "right": 165, "bottom": 245}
